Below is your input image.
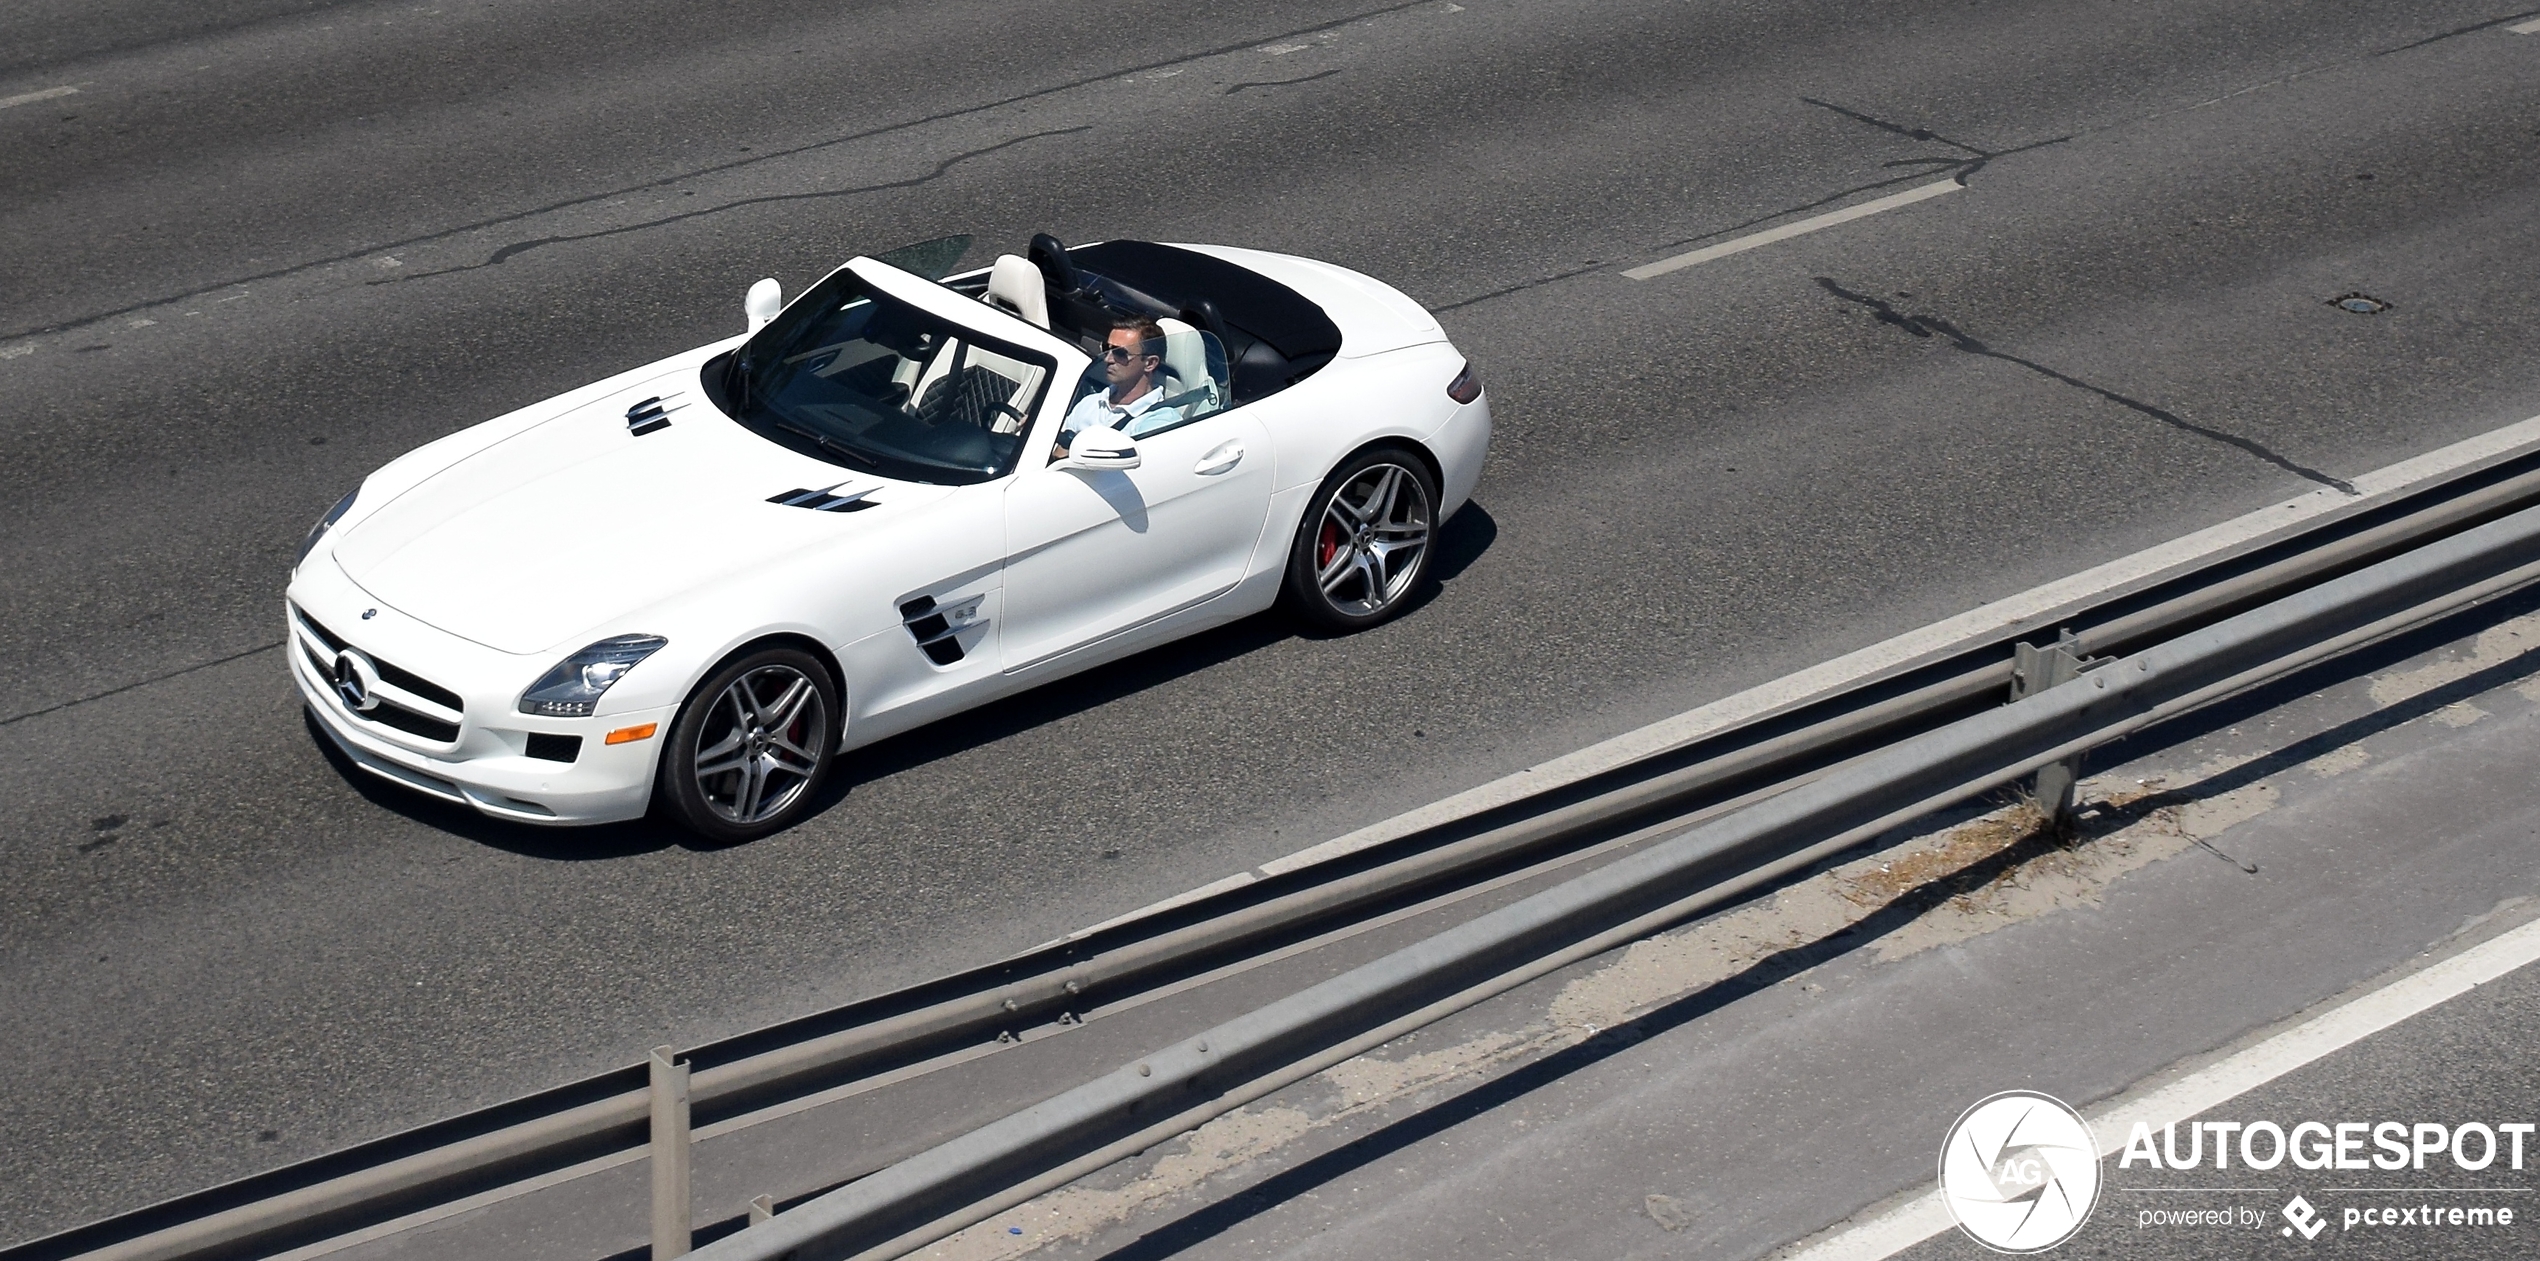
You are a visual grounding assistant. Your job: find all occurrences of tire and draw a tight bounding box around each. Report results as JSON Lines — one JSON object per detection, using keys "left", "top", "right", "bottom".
{"left": 1283, "top": 446, "right": 1439, "bottom": 632}
{"left": 656, "top": 645, "right": 838, "bottom": 842}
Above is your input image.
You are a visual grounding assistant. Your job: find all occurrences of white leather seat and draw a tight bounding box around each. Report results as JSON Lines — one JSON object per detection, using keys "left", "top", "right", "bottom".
{"left": 1155, "top": 317, "right": 1222, "bottom": 418}
{"left": 984, "top": 254, "right": 1050, "bottom": 328}
{"left": 905, "top": 339, "right": 1046, "bottom": 434}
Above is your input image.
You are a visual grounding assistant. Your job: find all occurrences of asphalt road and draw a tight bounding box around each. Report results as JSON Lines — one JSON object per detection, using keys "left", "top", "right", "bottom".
{"left": 982, "top": 580, "right": 2540, "bottom": 1261}
{"left": 5, "top": 0, "right": 2540, "bottom": 1242}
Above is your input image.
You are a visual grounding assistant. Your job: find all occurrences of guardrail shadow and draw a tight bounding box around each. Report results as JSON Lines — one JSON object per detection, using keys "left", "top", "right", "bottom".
{"left": 1083, "top": 580, "right": 2540, "bottom": 1261}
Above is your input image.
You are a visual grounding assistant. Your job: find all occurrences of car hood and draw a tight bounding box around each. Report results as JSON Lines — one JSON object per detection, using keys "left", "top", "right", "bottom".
{"left": 331, "top": 371, "right": 907, "bottom": 654}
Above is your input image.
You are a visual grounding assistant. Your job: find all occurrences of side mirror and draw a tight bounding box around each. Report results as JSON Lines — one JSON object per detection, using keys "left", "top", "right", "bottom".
{"left": 1061, "top": 425, "right": 1141, "bottom": 471}
{"left": 745, "top": 277, "right": 782, "bottom": 332}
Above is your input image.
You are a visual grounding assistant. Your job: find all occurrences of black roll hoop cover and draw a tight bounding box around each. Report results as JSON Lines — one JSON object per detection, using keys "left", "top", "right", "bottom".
{"left": 1028, "top": 233, "right": 1081, "bottom": 295}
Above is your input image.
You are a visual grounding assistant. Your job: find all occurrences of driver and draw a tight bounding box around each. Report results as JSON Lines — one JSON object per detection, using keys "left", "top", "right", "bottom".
{"left": 1053, "top": 318, "right": 1179, "bottom": 461}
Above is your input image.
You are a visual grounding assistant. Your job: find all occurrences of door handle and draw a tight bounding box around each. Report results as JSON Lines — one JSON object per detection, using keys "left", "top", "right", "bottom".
{"left": 1194, "top": 441, "right": 1244, "bottom": 476}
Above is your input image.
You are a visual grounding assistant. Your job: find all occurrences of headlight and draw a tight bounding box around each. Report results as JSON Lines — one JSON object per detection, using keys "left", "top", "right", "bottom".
{"left": 296, "top": 487, "right": 361, "bottom": 568}
{"left": 518, "top": 635, "right": 668, "bottom": 716}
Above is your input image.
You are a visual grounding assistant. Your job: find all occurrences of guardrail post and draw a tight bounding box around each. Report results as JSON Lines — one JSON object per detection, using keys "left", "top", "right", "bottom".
{"left": 2011, "top": 635, "right": 2086, "bottom": 820}
{"left": 650, "top": 1046, "right": 692, "bottom": 1259}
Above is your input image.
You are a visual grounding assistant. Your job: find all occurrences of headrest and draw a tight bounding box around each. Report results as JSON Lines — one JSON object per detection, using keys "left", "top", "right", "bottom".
{"left": 1155, "top": 317, "right": 1220, "bottom": 416}
{"left": 985, "top": 254, "right": 1049, "bottom": 328}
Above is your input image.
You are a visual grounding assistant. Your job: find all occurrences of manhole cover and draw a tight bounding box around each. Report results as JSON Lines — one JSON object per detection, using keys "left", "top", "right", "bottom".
{"left": 2329, "top": 292, "right": 2391, "bottom": 314}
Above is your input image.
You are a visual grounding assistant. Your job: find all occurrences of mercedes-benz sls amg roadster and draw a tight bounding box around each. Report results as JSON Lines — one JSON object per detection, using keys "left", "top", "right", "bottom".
{"left": 287, "top": 234, "right": 1490, "bottom": 840}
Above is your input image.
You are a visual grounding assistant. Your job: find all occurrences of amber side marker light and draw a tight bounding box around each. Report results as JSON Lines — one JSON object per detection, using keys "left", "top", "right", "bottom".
{"left": 605, "top": 723, "right": 658, "bottom": 745}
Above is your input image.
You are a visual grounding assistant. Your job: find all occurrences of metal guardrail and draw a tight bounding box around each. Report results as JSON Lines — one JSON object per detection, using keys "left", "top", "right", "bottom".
{"left": 698, "top": 499, "right": 2540, "bottom": 1261}
{"left": 11, "top": 441, "right": 2540, "bottom": 1261}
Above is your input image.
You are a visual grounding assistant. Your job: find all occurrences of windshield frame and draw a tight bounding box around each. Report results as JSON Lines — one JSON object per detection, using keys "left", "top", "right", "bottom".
{"left": 722, "top": 264, "right": 1065, "bottom": 485}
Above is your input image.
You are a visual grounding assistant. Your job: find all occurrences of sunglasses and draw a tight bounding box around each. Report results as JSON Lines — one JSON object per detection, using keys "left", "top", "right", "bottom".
{"left": 1102, "top": 344, "right": 1157, "bottom": 363}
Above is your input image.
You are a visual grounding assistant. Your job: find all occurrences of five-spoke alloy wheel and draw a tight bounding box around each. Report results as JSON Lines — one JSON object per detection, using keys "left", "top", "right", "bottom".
{"left": 1285, "top": 447, "right": 1438, "bottom": 631}
{"left": 658, "top": 645, "right": 837, "bottom": 842}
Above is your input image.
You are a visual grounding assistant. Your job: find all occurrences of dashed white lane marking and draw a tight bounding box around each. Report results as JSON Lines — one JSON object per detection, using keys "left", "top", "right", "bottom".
{"left": 1623, "top": 178, "right": 1962, "bottom": 280}
{"left": 0, "top": 85, "right": 79, "bottom": 109}
{"left": 2509, "top": 16, "right": 2540, "bottom": 34}
{"left": 1776, "top": 913, "right": 2540, "bottom": 1261}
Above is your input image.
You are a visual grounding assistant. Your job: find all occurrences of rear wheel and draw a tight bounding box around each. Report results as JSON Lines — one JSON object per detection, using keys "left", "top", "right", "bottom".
{"left": 656, "top": 646, "right": 837, "bottom": 842}
{"left": 1283, "top": 447, "right": 1437, "bottom": 632}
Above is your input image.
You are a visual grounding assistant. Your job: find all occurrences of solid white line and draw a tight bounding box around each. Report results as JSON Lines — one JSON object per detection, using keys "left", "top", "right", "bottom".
{"left": 1623, "top": 179, "right": 1962, "bottom": 280}
{"left": 1778, "top": 914, "right": 2540, "bottom": 1261}
{"left": 1061, "top": 871, "right": 1257, "bottom": 942}
{"left": 0, "top": 85, "right": 79, "bottom": 109}
{"left": 2509, "top": 16, "right": 2540, "bottom": 34}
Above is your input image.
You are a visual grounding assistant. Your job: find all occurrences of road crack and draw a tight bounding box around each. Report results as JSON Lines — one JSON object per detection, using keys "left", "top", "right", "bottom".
{"left": 1814, "top": 277, "right": 2356, "bottom": 493}
{"left": 1223, "top": 68, "right": 1342, "bottom": 94}
{"left": 0, "top": 640, "right": 282, "bottom": 728}
{"left": 377, "top": 127, "right": 1089, "bottom": 283}
{"left": 0, "top": 0, "right": 1441, "bottom": 340}
{"left": 2378, "top": 8, "right": 2540, "bottom": 54}
{"left": 1528, "top": 98, "right": 2069, "bottom": 299}
{"left": 1432, "top": 260, "right": 1607, "bottom": 313}
{"left": 1638, "top": 100, "right": 2069, "bottom": 258}
{"left": 1438, "top": 102, "right": 2071, "bottom": 312}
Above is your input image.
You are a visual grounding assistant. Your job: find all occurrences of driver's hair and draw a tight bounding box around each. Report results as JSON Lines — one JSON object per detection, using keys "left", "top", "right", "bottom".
{"left": 1112, "top": 317, "right": 1166, "bottom": 363}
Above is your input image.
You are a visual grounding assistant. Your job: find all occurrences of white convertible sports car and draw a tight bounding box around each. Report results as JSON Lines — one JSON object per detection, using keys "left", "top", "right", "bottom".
{"left": 287, "top": 234, "right": 1489, "bottom": 839}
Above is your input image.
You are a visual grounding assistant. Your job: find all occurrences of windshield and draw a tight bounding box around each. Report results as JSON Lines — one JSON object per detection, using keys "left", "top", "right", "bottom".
{"left": 725, "top": 270, "right": 1055, "bottom": 484}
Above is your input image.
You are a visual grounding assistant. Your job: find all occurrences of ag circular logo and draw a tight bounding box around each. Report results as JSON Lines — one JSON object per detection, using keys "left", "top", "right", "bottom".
{"left": 1939, "top": 1091, "right": 2101, "bottom": 1252}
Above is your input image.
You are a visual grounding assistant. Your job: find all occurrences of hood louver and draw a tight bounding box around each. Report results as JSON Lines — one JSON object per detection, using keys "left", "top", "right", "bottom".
{"left": 769, "top": 483, "right": 880, "bottom": 512}
{"left": 626, "top": 394, "right": 683, "bottom": 436}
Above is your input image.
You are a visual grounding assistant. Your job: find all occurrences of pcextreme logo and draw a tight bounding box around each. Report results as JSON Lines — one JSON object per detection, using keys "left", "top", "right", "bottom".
{"left": 1938, "top": 1091, "right": 2103, "bottom": 1252}
{"left": 2281, "top": 1195, "right": 2326, "bottom": 1240}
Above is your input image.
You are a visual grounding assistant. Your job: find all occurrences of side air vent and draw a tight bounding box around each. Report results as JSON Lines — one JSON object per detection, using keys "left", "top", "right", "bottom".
{"left": 626, "top": 394, "right": 683, "bottom": 436}
{"left": 770, "top": 483, "right": 879, "bottom": 512}
{"left": 524, "top": 733, "right": 582, "bottom": 763}
{"left": 899, "top": 594, "right": 985, "bottom": 666}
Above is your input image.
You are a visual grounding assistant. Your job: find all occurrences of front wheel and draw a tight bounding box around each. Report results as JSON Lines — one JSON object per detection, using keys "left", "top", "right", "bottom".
{"left": 656, "top": 646, "right": 838, "bottom": 842}
{"left": 1283, "top": 447, "right": 1438, "bottom": 632}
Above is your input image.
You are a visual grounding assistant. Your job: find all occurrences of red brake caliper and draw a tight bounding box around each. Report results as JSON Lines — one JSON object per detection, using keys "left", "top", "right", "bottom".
{"left": 1318, "top": 520, "right": 1342, "bottom": 569}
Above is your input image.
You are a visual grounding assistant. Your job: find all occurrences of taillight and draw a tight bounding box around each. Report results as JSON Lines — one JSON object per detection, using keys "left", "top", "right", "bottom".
{"left": 1446, "top": 361, "right": 1482, "bottom": 404}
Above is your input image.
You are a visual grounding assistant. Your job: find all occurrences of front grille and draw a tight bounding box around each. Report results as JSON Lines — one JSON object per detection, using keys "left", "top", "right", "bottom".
{"left": 298, "top": 610, "right": 347, "bottom": 653}
{"left": 525, "top": 733, "right": 582, "bottom": 763}
{"left": 368, "top": 704, "right": 461, "bottom": 743}
{"left": 373, "top": 658, "right": 463, "bottom": 711}
{"left": 294, "top": 605, "right": 467, "bottom": 744}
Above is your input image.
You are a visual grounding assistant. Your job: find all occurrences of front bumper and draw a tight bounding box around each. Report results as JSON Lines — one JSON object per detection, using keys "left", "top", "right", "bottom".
{"left": 285, "top": 575, "right": 671, "bottom": 826}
